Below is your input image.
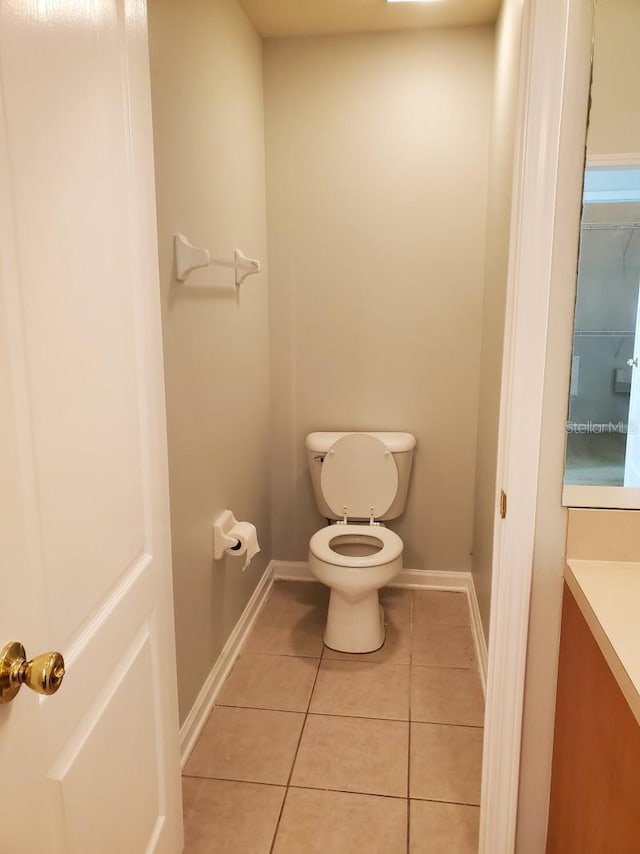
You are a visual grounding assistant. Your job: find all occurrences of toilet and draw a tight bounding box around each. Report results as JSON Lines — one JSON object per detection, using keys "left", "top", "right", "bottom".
{"left": 305, "top": 431, "right": 416, "bottom": 653}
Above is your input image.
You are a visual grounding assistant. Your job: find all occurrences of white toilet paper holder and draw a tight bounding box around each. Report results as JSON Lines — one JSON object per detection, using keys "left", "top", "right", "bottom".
{"left": 174, "top": 233, "right": 261, "bottom": 286}
{"left": 213, "top": 510, "right": 243, "bottom": 560}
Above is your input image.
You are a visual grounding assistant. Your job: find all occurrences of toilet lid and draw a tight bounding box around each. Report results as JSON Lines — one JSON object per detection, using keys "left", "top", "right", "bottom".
{"left": 320, "top": 433, "right": 398, "bottom": 520}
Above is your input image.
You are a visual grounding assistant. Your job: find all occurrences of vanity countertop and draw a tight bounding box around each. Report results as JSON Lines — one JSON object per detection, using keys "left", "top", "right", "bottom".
{"left": 565, "top": 559, "right": 640, "bottom": 726}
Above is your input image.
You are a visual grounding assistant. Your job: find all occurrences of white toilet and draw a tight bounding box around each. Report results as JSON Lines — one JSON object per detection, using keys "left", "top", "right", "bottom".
{"left": 305, "top": 431, "right": 416, "bottom": 653}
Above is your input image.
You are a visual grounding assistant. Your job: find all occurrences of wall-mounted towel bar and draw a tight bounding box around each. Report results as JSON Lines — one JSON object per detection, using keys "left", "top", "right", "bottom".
{"left": 174, "top": 233, "right": 261, "bottom": 285}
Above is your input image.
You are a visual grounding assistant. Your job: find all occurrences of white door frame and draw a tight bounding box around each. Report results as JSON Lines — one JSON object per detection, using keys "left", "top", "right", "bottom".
{"left": 625, "top": 279, "right": 640, "bottom": 486}
{"left": 479, "top": 0, "right": 594, "bottom": 850}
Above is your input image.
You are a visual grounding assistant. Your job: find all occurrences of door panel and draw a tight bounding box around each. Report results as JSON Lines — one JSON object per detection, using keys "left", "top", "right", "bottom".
{"left": 53, "top": 629, "right": 161, "bottom": 852}
{"left": 0, "top": 2, "right": 182, "bottom": 851}
{"left": 0, "top": 782, "right": 67, "bottom": 854}
{"left": 1, "top": 0, "right": 147, "bottom": 645}
{"left": 42, "top": 557, "right": 156, "bottom": 757}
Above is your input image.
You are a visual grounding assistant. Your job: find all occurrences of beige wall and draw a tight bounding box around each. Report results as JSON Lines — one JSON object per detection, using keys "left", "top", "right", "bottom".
{"left": 566, "top": 508, "right": 640, "bottom": 560}
{"left": 264, "top": 28, "right": 494, "bottom": 571}
{"left": 148, "top": 0, "right": 271, "bottom": 724}
{"left": 588, "top": 0, "right": 640, "bottom": 157}
{"left": 471, "top": 0, "right": 524, "bottom": 637}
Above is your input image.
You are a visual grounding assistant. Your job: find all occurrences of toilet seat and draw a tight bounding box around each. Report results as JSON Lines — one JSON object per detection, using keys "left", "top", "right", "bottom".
{"left": 320, "top": 433, "right": 398, "bottom": 520}
{"left": 309, "top": 523, "right": 403, "bottom": 568}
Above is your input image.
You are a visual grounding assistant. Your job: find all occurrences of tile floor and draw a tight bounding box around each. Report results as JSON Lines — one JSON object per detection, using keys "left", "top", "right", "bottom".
{"left": 182, "top": 582, "right": 484, "bottom": 853}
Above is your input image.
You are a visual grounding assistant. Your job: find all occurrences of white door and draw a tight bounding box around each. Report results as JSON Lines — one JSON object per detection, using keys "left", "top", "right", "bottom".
{"left": 624, "top": 281, "right": 640, "bottom": 486}
{"left": 0, "top": 3, "right": 182, "bottom": 853}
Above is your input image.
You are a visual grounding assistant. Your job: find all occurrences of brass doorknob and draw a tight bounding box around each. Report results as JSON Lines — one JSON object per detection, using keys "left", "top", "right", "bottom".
{"left": 0, "top": 642, "right": 65, "bottom": 704}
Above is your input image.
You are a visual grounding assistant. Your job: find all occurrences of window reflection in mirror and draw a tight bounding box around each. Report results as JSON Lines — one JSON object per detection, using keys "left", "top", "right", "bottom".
{"left": 565, "top": 167, "right": 640, "bottom": 487}
{"left": 562, "top": 0, "right": 640, "bottom": 506}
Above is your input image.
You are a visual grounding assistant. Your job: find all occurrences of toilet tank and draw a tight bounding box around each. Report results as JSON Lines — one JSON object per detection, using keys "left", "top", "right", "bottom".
{"left": 305, "top": 431, "right": 416, "bottom": 522}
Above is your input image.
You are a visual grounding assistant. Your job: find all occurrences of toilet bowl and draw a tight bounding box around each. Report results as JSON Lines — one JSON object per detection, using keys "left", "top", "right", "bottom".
{"left": 305, "top": 431, "right": 416, "bottom": 653}
{"left": 309, "top": 523, "right": 403, "bottom": 652}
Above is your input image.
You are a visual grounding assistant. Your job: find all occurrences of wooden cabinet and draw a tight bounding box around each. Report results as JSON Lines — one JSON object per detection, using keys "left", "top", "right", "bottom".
{"left": 546, "top": 583, "right": 640, "bottom": 853}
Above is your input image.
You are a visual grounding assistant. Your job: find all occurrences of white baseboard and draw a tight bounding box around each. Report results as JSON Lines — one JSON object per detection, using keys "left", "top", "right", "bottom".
{"left": 391, "top": 567, "right": 470, "bottom": 591}
{"left": 272, "top": 560, "right": 466, "bottom": 590}
{"left": 271, "top": 560, "right": 316, "bottom": 582}
{"left": 272, "top": 560, "right": 488, "bottom": 691}
{"left": 179, "top": 561, "right": 275, "bottom": 768}
{"left": 467, "top": 575, "right": 488, "bottom": 697}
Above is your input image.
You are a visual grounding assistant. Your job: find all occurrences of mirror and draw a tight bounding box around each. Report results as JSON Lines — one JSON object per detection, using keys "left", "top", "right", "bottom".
{"left": 562, "top": 0, "right": 640, "bottom": 508}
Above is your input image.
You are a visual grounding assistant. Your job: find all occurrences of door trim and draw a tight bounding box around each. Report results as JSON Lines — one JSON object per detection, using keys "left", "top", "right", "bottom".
{"left": 479, "top": 0, "right": 594, "bottom": 850}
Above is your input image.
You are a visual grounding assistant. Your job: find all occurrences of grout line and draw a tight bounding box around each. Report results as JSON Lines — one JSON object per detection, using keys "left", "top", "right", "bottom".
{"left": 212, "top": 706, "right": 304, "bottom": 718}
{"left": 286, "top": 783, "right": 409, "bottom": 801}
{"left": 323, "top": 656, "right": 412, "bottom": 665}
{"left": 214, "top": 702, "right": 313, "bottom": 715}
{"left": 243, "top": 651, "right": 324, "bottom": 660}
{"left": 212, "top": 704, "right": 484, "bottom": 729}
{"left": 181, "top": 773, "right": 286, "bottom": 790}
{"left": 409, "top": 795, "right": 482, "bottom": 808}
{"left": 181, "top": 774, "right": 480, "bottom": 810}
{"left": 186, "top": 775, "right": 411, "bottom": 802}
{"left": 410, "top": 719, "right": 485, "bottom": 731}
{"left": 268, "top": 650, "right": 323, "bottom": 854}
{"left": 214, "top": 698, "right": 401, "bottom": 723}
{"left": 316, "top": 656, "right": 410, "bottom": 666}
{"left": 306, "top": 710, "right": 409, "bottom": 724}
{"left": 209, "top": 704, "right": 482, "bottom": 731}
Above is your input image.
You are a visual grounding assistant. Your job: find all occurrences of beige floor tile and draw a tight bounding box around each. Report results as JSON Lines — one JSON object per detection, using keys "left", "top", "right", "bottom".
{"left": 409, "top": 800, "right": 479, "bottom": 853}
{"left": 309, "top": 660, "right": 410, "bottom": 720}
{"left": 184, "top": 706, "right": 304, "bottom": 785}
{"left": 182, "top": 777, "right": 285, "bottom": 853}
{"left": 412, "top": 623, "right": 477, "bottom": 669}
{"left": 273, "top": 787, "right": 407, "bottom": 854}
{"left": 323, "top": 587, "right": 412, "bottom": 663}
{"left": 410, "top": 723, "right": 483, "bottom": 804}
{"left": 411, "top": 667, "right": 484, "bottom": 726}
{"left": 291, "top": 714, "right": 409, "bottom": 797}
{"left": 381, "top": 585, "right": 412, "bottom": 616}
{"left": 244, "top": 582, "right": 327, "bottom": 657}
{"left": 413, "top": 591, "right": 470, "bottom": 626}
{"left": 218, "top": 654, "right": 319, "bottom": 712}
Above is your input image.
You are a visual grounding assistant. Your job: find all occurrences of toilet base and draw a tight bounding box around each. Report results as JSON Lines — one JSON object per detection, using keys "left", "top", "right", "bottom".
{"left": 323, "top": 589, "right": 386, "bottom": 653}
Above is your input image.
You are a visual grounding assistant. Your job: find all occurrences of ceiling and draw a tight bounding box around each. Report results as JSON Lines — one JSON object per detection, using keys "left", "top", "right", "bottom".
{"left": 238, "top": 0, "right": 502, "bottom": 39}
